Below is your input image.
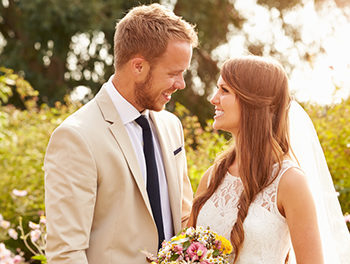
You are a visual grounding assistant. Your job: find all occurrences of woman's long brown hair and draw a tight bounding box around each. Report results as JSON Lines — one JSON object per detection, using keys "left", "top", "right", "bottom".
{"left": 189, "top": 56, "right": 292, "bottom": 262}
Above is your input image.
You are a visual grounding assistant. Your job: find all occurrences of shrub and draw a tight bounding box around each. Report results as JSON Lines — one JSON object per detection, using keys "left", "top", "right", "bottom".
{"left": 174, "top": 103, "right": 229, "bottom": 192}
{"left": 304, "top": 98, "right": 350, "bottom": 215}
{"left": 0, "top": 69, "right": 349, "bottom": 262}
{"left": 0, "top": 68, "right": 77, "bottom": 259}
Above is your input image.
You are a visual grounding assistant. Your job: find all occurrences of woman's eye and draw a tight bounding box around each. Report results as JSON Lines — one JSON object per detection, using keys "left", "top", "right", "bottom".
{"left": 221, "top": 87, "right": 229, "bottom": 93}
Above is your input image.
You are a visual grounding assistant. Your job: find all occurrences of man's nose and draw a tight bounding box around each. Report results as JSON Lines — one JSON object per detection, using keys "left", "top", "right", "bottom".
{"left": 174, "top": 75, "right": 185, "bottom": 90}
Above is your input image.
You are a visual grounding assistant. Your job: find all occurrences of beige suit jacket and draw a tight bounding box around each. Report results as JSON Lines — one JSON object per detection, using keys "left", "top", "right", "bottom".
{"left": 44, "top": 86, "right": 193, "bottom": 263}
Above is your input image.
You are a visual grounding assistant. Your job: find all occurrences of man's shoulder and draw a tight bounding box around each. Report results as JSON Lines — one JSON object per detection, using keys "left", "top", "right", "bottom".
{"left": 55, "top": 98, "right": 100, "bottom": 131}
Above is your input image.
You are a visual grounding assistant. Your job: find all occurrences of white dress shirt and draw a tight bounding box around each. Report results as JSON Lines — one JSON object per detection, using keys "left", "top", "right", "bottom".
{"left": 105, "top": 76, "right": 173, "bottom": 240}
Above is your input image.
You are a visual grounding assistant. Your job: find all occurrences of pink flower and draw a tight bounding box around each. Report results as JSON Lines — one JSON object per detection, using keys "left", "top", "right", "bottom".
{"left": 345, "top": 214, "right": 350, "bottom": 223}
{"left": 13, "top": 255, "right": 23, "bottom": 263}
{"left": 8, "top": 228, "right": 18, "bottom": 240}
{"left": 39, "top": 216, "right": 46, "bottom": 225}
{"left": 30, "top": 229, "right": 41, "bottom": 242}
{"left": 215, "top": 239, "right": 222, "bottom": 250}
{"left": 173, "top": 245, "right": 183, "bottom": 254}
{"left": 12, "top": 189, "right": 28, "bottom": 197}
{"left": 0, "top": 220, "right": 10, "bottom": 229}
{"left": 28, "top": 221, "right": 40, "bottom": 230}
{"left": 186, "top": 242, "right": 207, "bottom": 261}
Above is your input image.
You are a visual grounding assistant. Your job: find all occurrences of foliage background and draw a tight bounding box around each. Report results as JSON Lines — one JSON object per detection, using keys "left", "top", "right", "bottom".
{"left": 1, "top": 68, "right": 350, "bottom": 262}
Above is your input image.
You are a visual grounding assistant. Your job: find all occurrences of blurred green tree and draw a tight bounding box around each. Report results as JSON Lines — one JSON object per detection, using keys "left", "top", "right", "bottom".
{"left": 0, "top": 0, "right": 311, "bottom": 124}
{"left": 0, "top": 0, "right": 152, "bottom": 105}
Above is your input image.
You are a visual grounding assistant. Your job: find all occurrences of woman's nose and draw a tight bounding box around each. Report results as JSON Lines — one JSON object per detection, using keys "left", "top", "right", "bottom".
{"left": 210, "top": 90, "right": 219, "bottom": 105}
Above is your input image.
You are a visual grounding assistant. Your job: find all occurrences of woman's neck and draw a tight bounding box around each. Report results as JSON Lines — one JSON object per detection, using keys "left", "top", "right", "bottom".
{"left": 228, "top": 158, "right": 240, "bottom": 177}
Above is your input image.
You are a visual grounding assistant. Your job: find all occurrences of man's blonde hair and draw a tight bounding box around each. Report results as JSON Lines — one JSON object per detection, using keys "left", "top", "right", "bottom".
{"left": 114, "top": 3, "right": 198, "bottom": 70}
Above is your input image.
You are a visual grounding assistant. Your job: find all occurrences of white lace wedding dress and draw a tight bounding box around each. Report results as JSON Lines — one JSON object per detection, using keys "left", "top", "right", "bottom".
{"left": 197, "top": 160, "right": 297, "bottom": 264}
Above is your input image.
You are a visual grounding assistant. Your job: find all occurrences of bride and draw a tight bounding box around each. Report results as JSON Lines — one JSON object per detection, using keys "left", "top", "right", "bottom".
{"left": 187, "top": 56, "right": 350, "bottom": 263}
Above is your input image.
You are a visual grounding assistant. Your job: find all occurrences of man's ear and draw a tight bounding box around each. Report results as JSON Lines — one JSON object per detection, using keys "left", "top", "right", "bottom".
{"left": 130, "top": 56, "right": 150, "bottom": 80}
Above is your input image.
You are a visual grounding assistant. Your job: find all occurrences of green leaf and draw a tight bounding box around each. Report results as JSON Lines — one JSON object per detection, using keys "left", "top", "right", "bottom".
{"left": 170, "top": 253, "right": 179, "bottom": 261}
{"left": 32, "top": 255, "right": 47, "bottom": 263}
{"left": 213, "top": 249, "right": 220, "bottom": 257}
{"left": 183, "top": 240, "right": 191, "bottom": 250}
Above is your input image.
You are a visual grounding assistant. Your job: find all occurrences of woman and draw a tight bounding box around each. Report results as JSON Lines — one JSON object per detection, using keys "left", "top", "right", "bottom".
{"left": 188, "top": 56, "right": 324, "bottom": 263}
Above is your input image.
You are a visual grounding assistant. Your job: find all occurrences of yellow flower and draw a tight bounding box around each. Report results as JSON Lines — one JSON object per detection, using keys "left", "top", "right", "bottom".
{"left": 171, "top": 233, "right": 186, "bottom": 241}
{"left": 216, "top": 234, "right": 233, "bottom": 255}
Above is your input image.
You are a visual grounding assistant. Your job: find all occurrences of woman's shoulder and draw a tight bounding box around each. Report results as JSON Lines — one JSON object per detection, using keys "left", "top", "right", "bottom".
{"left": 195, "top": 166, "right": 216, "bottom": 197}
{"left": 277, "top": 160, "right": 307, "bottom": 188}
{"left": 278, "top": 161, "right": 312, "bottom": 205}
{"left": 279, "top": 165, "right": 306, "bottom": 187}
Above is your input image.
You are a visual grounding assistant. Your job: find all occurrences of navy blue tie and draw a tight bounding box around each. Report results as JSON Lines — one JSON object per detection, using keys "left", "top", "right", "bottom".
{"left": 135, "top": 115, "right": 165, "bottom": 248}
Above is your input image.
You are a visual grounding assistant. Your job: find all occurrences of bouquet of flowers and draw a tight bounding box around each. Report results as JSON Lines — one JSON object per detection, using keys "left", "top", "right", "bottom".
{"left": 144, "top": 226, "right": 233, "bottom": 264}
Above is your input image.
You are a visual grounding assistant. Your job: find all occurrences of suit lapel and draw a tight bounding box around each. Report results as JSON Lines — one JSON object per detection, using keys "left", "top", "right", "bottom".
{"left": 95, "top": 87, "right": 153, "bottom": 216}
{"left": 150, "top": 111, "right": 181, "bottom": 233}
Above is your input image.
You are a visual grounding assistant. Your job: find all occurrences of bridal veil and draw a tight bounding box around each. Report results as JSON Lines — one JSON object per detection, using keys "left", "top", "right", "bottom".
{"left": 288, "top": 101, "right": 350, "bottom": 263}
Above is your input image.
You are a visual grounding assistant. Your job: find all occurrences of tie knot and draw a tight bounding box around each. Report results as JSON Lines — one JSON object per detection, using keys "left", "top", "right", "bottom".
{"left": 135, "top": 115, "right": 151, "bottom": 131}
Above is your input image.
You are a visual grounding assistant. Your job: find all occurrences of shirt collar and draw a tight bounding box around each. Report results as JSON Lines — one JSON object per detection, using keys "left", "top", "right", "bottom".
{"left": 105, "top": 75, "right": 149, "bottom": 124}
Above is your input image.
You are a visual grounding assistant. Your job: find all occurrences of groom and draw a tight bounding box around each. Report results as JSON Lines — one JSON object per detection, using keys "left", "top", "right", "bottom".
{"left": 44, "top": 3, "right": 197, "bottom": 263}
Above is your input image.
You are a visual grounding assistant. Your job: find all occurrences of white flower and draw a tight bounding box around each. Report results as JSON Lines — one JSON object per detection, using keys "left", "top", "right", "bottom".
{"left": 0, "top": 214, "right": 3, "bottom": 221}
{"left": 39, "top": 215, "right": 46, "bottom": 225}
{"left": 185, "top": 226, "right": 195, "bottom": 236}
{"left": 8, "top": 228, "right": 18, "bottom": 240}
{"left": 28, "top": 221, "right": 40, "bottom": 230}
{"left": 12, "top": 189, "right": 28, "bottom": 197}
{"left": 30, "top": 229, "right": 41, "bottom": 242}
{"left": 0, "top": 220, "right": 10, "bottom": 229}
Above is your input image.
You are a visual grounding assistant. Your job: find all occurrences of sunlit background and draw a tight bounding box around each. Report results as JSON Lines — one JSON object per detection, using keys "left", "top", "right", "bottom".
{"left": 163, "top": 0, "right": 350, "bottom": 106}
{"left": 212, "top": 0, "right": 350, "bottom": 105}
{"left": 161, "top": 0, "right": 350, "bottom": 105}
{"left": 2, "top": 0, "right": 349, "bottom": 106}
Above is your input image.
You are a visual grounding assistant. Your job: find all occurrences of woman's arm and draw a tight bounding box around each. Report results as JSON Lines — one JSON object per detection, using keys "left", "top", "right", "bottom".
{"left": 278, "top": 167, "right": 324, "bottom": 264}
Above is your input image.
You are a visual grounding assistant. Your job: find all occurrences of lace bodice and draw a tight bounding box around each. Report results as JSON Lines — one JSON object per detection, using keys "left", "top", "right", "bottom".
{"left": 197, "top": 160, "right": 297, "bottom": 264}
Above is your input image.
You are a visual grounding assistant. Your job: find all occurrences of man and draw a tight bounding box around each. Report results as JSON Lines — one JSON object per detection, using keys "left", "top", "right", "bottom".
{"left": 44, "top": 3, "right": 198, "bottom": 263}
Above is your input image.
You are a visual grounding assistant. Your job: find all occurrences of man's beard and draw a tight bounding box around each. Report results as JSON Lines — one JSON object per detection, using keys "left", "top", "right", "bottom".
{"left": 134, "top": 71, "right": 163, "bottom": 111}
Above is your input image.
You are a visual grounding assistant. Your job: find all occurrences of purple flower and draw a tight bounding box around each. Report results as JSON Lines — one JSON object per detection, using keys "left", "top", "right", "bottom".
{"left": 186, "top": 242, "right": 207, "bottom": 261}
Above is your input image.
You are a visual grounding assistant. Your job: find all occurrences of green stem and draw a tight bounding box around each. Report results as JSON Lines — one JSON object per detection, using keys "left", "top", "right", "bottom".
{"left": 18, "top": 217, "right": 38, "bottom": 256}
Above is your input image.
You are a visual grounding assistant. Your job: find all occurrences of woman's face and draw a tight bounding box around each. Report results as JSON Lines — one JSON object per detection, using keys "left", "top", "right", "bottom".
{"left": 210, "top": 75, "right": 241, "bottom": 135}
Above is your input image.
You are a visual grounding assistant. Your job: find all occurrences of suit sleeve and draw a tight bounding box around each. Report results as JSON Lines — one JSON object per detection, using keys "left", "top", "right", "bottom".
{"left": 44, "top": 125, "right": 97, "bottom": 264}
{"left": 176, "top": 118, "right": 193, "bottom": 227}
